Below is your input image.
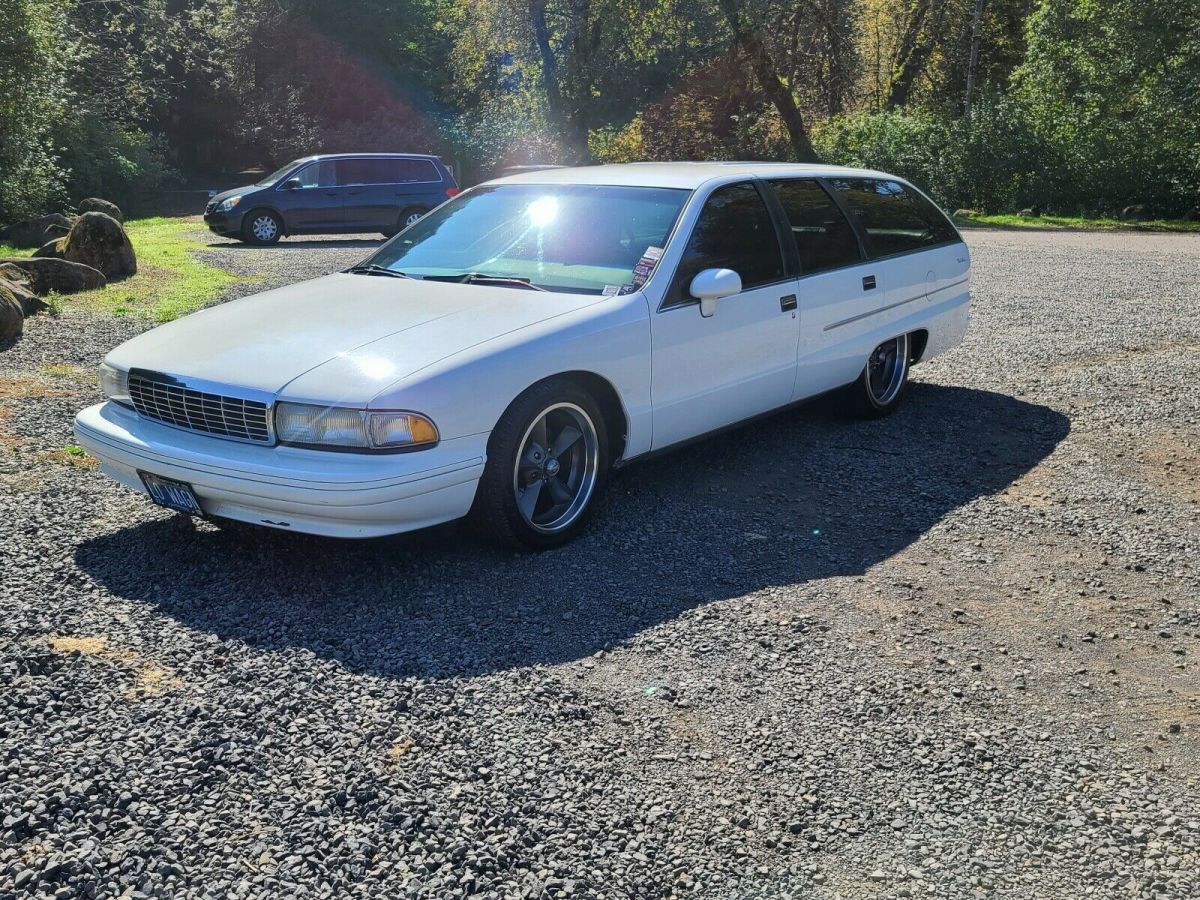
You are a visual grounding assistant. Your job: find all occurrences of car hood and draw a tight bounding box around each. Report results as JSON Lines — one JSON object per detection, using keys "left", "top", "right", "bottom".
{"left": 105, "top": 274, "right": 603, "bottom": 405}
{"left": 209, "top": 184, "right": 261, "bottom": 205}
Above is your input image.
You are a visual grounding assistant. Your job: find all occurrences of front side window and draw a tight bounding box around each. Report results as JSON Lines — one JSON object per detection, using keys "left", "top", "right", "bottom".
{"left": 257, "top": 159, "right": 308, "bottom": 187}
{"left": 768, "top": 179, "right": 862, "bottom": 275}
{"left": 666, "top": 182, "right": 784, "bottom": 306}
{"left": 293, "top": 160, "right": 338, "bottom": 189}
{"left": 828, "top": 179, "right": 957, "bottom": 257}
{"left": 362, "top": 184, "right": 689, "bottom": 294}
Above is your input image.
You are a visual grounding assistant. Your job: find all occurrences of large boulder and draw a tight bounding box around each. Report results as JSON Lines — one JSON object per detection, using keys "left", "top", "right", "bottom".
{"left": 34, "top": 236, "right": 65, "bottom": 259}
{"left": 53, "top": 212, "right": 136, "bottom": 280}
{"left": 78, "top": 198, "right": 124, "bottom": 223}
{"left": 0, "top": 213, "right": 73, "bottom": 249}
{"left": 0, "top": 257, "right": 106, "bottom": 295}
{"left": 0, "top": 284, "right": 23, "bottom": 342}
{"left": 0, "top": 271, "right": 48, "bottom": 316}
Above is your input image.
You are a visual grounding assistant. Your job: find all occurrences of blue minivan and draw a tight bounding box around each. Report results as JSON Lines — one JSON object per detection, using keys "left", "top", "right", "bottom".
{"left": 203, "top": 153, "right": 460, "bottom": 244}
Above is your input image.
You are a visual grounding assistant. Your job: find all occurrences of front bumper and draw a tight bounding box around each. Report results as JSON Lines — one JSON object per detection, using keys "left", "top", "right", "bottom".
{"left": 203, "top": 208, "right": 243, "bottom": 237}
{"left": 74, "top": 402, "right": 486, "bottom": 538}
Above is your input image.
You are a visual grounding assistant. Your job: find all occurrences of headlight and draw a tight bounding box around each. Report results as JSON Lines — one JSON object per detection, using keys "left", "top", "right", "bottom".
{"left": 99, "top": 363, "right": 131, "bottom": 405}
{"left": 274, "top": 402, "right": 438, "bottom": 451}
{"left": 216, "top": 195, "right": 241, "bottom": 212}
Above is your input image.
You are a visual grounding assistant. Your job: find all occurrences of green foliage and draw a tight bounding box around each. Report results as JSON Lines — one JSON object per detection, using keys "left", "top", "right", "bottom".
{"left": 0, "top": 0, "right": 1197, "bottom": 222}
{"left": 0, "top": 0, "right": 71, "bottom": 220}
{"left": 814, "top": 96, "right": 1051, "bottom": 212}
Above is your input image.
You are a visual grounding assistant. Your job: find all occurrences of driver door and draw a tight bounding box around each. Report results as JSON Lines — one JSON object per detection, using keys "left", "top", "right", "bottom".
{"left": 649, "top": 181, "right": 800, "bottom": 450}
{"left": 279, "top": 159, "right": 345, "bottom": 231}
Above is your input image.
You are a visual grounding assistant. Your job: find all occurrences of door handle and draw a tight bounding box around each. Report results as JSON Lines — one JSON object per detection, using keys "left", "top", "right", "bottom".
{"left": 779, "top": 294, "right": 797, "bottom": 312}
{"left": 862, "top": 275, "right": 876, "bottom": 291}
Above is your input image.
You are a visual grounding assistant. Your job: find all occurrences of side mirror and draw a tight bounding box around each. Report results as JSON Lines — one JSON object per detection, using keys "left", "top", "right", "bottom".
{"left": 689, "top": 268, "right": 742, "bottom": 317}
{"left": 282, "top": 178, "right": 302, "bottom": 190}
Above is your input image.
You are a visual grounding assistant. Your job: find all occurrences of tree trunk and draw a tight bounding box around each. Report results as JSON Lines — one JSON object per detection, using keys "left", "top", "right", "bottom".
{"left": 964, "top": 0, "right": 986, "bottom": 122}
{"left": 719, "top": 0, "right": 818, "bottom": 162}
{"left": 884, "top": 0, "right": 934, "bottom": 111}
{"left": 528, "top": 0, "right": 588, "bottom": 162}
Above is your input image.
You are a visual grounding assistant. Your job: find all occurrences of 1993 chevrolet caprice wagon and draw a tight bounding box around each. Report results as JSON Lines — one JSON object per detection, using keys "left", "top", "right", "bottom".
{"left": 75, "top": 163, "right": 970, "bottom": 549}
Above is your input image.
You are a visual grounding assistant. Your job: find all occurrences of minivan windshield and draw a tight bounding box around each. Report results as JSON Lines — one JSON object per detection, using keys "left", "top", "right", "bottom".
{"left": 254, "top": 159, "right": 308, "bottom": 187}
{"left": 362, "top": 184, "right": 689, "bottom": 294}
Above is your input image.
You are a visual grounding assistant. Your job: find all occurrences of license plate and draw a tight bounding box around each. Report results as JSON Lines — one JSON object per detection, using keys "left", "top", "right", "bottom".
{"left": 139, "top": 472, "right": 203, "bottom": 516}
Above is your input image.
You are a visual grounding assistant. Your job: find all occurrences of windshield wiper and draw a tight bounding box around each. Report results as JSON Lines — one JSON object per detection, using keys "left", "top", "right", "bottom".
{"left": 425, "top": 272, "right": 547, "bottom": 291}
{"left": 346, "top": 264, "right": 409, "bottom": 279}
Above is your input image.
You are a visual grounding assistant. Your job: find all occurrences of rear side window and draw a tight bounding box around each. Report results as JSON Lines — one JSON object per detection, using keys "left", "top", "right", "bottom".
{"left": 828, "top": 179, "right": 957, "bottom": 257}
{"left": 337, "top": 158, "right": 441, "bottom": 185}
{"left": 767, "top": 179, "right": 862, "bottom": 274}
{"left": 667, "top": 182, "right": 784, "bottom": 306}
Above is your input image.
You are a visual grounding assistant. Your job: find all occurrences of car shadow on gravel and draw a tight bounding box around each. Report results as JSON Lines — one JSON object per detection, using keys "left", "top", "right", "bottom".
{"left": 75, "top": 383, "right": 1069, "bottom": 679}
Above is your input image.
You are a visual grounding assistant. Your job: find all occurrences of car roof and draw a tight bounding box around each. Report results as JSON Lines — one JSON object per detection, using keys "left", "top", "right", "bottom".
{"left": 483, "top": 161, "right": 895, "bottom": 190}
{"left": 301, "top": 153, "right": 443, "bottom": 162}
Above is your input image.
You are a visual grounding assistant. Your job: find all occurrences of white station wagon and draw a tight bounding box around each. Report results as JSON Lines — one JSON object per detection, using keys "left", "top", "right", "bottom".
{"left": 75, "top": 163, "right": 970, "bottom": 549}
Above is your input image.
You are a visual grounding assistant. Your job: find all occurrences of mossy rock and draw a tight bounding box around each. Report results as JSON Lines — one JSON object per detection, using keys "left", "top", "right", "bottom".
{"left": 57, "top": 212, "right": 137, "bottom": 281}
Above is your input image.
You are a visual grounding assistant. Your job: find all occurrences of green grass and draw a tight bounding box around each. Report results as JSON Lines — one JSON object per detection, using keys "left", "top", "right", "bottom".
{"left": 953, "top": 213, "right": 1200, "bottom": 234}
{"left": 0, "top": 241, "right": 33, "bottom": 258}
{"left": 5, "top": 216, "right": 240, "bottom": 322}
{"left": 80, "top": 216, "right": 242, "bottom": 322}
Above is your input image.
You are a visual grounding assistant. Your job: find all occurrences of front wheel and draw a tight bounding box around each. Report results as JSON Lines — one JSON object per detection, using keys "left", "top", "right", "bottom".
{"left": 844, "top": 333, "right": 911, "bottom": 418}
{"left": 468, "top": 379, "right": 609, "bottom": 550}
{"left": 242, "top": 209, "right": 282, "bottom": 245}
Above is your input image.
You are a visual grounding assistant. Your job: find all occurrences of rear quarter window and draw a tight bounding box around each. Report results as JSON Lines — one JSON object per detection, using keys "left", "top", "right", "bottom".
{"left": 829, "top": 178, "right": 957, "bottom": 257}
{"left": 338, "top": 158, "right": 441, "bottom": 185}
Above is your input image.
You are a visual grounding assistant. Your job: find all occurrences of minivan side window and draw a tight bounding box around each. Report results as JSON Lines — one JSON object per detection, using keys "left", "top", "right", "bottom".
{"left": 394, "top": 158, "right": 440, "bottom": 183}
{"left": 666, "top": 182, "right": 784, "bottom": 307}
{"left": 338, "top": 158, "right": 440, "bottom": 186}
{"left": 828, "top": 179, "right": 957, "bottom": 257}
{"left": 293, "top": 160, "right": 337, "bottom": 189}
{"left": 767, "top": 178, "right": 862, "bottom": 275}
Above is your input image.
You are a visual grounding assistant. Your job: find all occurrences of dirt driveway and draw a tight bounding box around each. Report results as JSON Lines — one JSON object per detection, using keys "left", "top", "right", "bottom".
{"left": 1, "top": 227, "right": 1197, "bottom": 898}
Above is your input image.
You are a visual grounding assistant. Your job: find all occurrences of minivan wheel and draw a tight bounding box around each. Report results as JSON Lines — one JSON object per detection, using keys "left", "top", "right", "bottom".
{"left": 399, "top": 207, "right": 428, "bottom": 230}
{"left": 468, "top": 379, "right": 609, "bottom": 551}
{"left": 844, "top": 333, "right": 911, "bottom": 418}
{"left": 243, "top": 209, "right": 282, "bottom": 245}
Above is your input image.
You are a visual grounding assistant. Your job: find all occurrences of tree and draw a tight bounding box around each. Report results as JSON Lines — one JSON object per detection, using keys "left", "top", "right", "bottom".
{"left": 718, "top": 0, "right": 818, "bottom": 160}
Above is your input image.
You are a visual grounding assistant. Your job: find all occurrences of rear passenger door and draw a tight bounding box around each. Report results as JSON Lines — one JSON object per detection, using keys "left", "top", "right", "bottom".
{"left": 826, "top": 178, "right": 961, "bottom": 335}
{"left": 339, "top": 158, "right": 399, "bottom": 231}
{"left": 765, "top": 178, "right": 874, "bottom": 397}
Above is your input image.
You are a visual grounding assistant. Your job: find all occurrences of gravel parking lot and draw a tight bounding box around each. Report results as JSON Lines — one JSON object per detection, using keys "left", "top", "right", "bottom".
{"left": 1, "top": 226, "right": 1198, "bottom": 899}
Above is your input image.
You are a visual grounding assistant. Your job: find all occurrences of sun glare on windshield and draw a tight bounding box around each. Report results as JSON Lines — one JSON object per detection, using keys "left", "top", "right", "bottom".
{"left": 526, "top": 196, "right": 559, "bottom": 227}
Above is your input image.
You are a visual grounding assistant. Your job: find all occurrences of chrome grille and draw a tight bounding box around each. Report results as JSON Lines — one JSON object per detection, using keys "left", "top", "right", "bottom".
{"left": 128, "top": 371, "right": 271, "bottom": 444}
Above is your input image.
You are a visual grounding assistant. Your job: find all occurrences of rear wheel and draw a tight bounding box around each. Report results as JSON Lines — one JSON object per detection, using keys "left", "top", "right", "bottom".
{"left": 468, "top": 379, "right": 609, "bottom": 550}
{"left": 398, "top": 206, "right": 428, "bottom": 232}
{"left": 242, "top": 209, "right": 282, "bottom": 245}
{"left": 844, "top": 333, "right": 911, "bottom": 418}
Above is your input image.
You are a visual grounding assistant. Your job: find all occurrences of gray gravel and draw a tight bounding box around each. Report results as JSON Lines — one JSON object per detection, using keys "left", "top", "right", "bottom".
{"left": 1, "top": 226, "right": 1198, "bottom": 899}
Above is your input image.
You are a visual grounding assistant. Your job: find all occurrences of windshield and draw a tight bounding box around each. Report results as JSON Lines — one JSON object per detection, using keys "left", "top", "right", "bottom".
{"left": 254, "top": 159, "right": 308, "bottom": 187}
{"left": 362, "top": 184, "right": 690, "bottom": 294}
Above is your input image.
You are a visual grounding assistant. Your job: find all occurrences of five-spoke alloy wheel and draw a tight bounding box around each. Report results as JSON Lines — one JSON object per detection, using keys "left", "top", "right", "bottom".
{"left": 512, "top": 403, "right": 600, "bottom": 535}
{"left": 470, "top": 379, "right": 610, "bottom": 550}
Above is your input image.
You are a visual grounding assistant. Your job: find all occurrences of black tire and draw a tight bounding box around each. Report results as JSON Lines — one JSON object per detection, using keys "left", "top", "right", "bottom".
{"left": 842, "top": 332, "right": 911, "bottom": 418}
{"left": 396, "top": 206, "right": 428, "bottom": 233}
{"left": 468, "top": 378, "right": 610, "bottom": 551}
{"left": 242, "top": 209, "right": 282, "bottom": 245}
